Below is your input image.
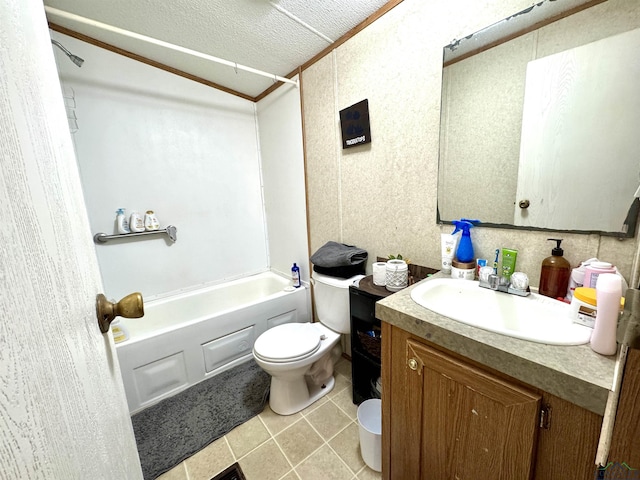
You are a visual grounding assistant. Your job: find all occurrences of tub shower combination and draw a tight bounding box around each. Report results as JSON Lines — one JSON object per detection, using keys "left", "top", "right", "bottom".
{"left": 116, "top": 271, "right": 310, "bottom": 413}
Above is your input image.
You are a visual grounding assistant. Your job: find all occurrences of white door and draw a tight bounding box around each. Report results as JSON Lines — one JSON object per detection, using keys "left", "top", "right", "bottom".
{"left": 1, "top": 1, "right": 143, "bottom": 478}
{"left": 514, "top": 28, "right": 640, "bottom": 232}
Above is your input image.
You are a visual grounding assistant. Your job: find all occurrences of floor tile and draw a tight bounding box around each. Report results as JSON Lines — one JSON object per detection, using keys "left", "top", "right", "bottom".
{"left": 327, "top": 372, "right": 351, "bottom": 399}
{"left": 295, "top": 444, "right": 354, "bottom": 480}
{"left": 259, "top": 405, "right": 303, "bottom": 436}
{"left": 334, "top": 359, "right": 352, "bottom": 380}
{"left": 156, "top": 462, "right": 188, "bottom": 480}
{"left": 306, "top": 401, "right": 352, "bottom": 441}
{"left": 329, "top": 422, "right": 365, "bottom": 474}
{"left": 279, "top": 470, "right": 301, "bottom": 480}
{"left": 238, "top": 439, "right": 291, "bottom": 480}
{"left": 275, "top": 418, "right": 324, "bottom": 466}
{"left": 299, "top": 393, "right": 329, "bottom": 416}
{"left": 184, "top": 437, "right": 234, "bottom": 480}
{"left": 331, "top": 387, "right": 359, "bottom": 420}
{"left": 226, "top": 415, "right": 270, "bottom": 458}
{"left": 356, "top": 465, "right": 382, "bottom": 479}
{"left": 175, "top": 360, "right": 362, "bottom": 480}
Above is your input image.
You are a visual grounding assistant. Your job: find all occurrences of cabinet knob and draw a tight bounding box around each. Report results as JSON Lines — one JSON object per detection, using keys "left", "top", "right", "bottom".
{"left": 408, "top": 358, "right": 418, "bottom": 370}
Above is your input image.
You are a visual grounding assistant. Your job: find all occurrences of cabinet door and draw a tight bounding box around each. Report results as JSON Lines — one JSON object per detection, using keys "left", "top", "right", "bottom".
{"left": 389, "top": 331, "right": 541, "bottom": 479}
{"left": 533, "top": 392, "right": 602, "bottom": 480}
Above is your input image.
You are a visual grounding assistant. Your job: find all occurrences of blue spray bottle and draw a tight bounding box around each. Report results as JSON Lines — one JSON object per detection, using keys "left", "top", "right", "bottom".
{"left": 451, "top": 219, "right": 479, "bottom": 263}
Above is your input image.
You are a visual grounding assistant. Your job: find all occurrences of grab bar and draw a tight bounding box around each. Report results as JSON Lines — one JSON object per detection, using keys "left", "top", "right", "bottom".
{"left": 94, "top": 225, "right": 177, "bottom": 244}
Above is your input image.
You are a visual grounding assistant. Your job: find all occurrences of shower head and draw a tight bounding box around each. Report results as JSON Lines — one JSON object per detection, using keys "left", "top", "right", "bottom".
{"left": 68, "top": 54, "right": 84, "bottom": 67}
{"left": 51, "top": 39, "right": 84, "bottom": 67}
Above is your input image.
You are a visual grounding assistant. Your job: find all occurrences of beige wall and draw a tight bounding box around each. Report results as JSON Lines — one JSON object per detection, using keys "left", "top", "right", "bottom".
{"left": 302, "top": 0, "right": 640, "bottom": 288}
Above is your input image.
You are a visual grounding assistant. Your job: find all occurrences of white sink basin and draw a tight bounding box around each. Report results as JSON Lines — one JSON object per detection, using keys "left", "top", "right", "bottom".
{"left": 410, "top": 278, "right": 592, "bottom": 345}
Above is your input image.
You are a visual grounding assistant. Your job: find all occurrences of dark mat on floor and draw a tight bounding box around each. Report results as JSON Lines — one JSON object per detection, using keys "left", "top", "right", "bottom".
{"left": 131, "top": 359, "right": 270, "bottom": 480}
{"left": 211, "top": 462, "right": 246, "bottom": 480}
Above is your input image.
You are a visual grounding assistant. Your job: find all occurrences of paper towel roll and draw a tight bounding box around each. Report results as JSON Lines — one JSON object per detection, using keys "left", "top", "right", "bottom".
{"left": 373, "top": 262, "right": 387, "bottom": 286}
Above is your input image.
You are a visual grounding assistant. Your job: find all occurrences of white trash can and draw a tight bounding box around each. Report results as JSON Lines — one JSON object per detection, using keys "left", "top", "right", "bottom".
{"left": 357, "top": 398, "right": 382, "bottom": 472}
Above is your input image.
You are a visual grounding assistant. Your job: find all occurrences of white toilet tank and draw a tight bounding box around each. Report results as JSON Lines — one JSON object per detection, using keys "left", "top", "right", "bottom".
{"left": 312, "top": 271, "right": 363, "bottom": 334}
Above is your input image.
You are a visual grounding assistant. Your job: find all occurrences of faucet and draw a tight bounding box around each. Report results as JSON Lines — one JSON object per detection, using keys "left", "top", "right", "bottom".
{"left": 479, "top": 272, "right": 530, "bottom": 297}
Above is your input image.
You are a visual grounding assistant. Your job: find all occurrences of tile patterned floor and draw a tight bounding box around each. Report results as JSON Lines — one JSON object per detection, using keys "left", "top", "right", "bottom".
{"left": 157, "top": 358, "right": 381, "bottom": 480}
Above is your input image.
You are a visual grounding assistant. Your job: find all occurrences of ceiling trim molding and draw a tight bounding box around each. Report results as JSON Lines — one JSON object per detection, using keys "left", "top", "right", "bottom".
{"left": 255, "top": 0, "right": 405, "bottom": 102}
{"left": 48, "top": 22, "right": 258, "bottom": 102}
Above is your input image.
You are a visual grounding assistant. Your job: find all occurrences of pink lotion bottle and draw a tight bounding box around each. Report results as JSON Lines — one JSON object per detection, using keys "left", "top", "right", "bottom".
{"left": 590, "top": 273, "right": 622, "bottom": 356}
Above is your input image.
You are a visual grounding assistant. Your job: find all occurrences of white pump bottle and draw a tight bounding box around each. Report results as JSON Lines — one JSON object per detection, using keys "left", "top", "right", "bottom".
{"left": 590, "top": 273, "right": 622, "bottom": 356}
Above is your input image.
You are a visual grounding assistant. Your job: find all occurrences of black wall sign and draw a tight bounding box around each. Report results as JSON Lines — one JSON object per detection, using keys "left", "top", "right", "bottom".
{"left": 339, "top": 99, "right": 371, "bottom": 149}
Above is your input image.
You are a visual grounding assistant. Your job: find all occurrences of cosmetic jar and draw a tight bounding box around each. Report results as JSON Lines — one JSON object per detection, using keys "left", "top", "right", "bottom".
{"left": 451, "top": 260, "right": 475, "bottom": 280}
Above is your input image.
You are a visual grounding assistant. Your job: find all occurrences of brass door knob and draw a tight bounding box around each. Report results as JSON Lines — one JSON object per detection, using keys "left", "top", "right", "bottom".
{"left": 96, "top": 292, "right": 144, "bottom": 333}
{"left": 408, "top": 358, "right": 418, "bottom": 370}
{"left": 518, "top": 199, "right": 530, "bottom": 209}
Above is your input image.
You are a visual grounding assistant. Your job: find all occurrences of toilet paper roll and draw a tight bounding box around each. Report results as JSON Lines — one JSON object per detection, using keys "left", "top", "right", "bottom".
{"left": 373, "top": 262, "right": 387, "bottom": 286}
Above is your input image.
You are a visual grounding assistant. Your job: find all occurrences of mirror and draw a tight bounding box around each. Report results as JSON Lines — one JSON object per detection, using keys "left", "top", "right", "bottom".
{"left": 437, "top": 0, "right": 640, "bottom": 237}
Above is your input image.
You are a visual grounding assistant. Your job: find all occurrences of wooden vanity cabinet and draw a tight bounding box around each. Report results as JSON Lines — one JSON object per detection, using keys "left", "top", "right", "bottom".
{"left": 381, "top": 323, "right": 603, "bottom": 480}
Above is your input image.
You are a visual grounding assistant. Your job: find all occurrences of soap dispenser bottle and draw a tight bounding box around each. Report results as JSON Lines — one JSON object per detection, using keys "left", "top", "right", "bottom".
{"left": 539, "top": 238, "right": 571, "bottom": 299}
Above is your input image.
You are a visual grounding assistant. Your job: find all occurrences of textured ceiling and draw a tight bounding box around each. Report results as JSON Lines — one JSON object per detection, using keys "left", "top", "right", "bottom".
{"left": 44, "top": 0, "right": 392, "bottom": 99}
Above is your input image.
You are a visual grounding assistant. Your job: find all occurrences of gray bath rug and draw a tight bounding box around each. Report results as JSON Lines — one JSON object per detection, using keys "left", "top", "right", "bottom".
{"left": 131, "top": 359, "right": 270, "bottom": 480}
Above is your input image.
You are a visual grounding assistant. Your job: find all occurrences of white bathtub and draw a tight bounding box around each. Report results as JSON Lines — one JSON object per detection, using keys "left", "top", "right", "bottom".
{"left": 115, "top": 271, "right": 310, "bottom": 413}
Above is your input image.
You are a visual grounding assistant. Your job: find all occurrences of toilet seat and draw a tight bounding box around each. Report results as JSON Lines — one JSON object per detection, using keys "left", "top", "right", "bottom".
{"left": 253, "top": 323, "right": 321, "bottom": 363}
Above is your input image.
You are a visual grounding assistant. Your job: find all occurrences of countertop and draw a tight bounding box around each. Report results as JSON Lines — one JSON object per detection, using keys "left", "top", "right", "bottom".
{"left": 376, "top": 275, "right": 619, "bottom": 415}
{"left": 353, "top": 275, "right": 395, "bottom": 298}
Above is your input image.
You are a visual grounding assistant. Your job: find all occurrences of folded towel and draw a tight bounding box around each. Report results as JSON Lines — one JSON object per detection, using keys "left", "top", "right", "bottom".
{"left": 310, "top": 241, "right": 368, "bottom": 268}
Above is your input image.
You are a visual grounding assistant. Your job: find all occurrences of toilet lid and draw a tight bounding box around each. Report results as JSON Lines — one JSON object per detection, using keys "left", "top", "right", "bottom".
{"left": 254, "top": 323, "right": 321, "bottom": 363}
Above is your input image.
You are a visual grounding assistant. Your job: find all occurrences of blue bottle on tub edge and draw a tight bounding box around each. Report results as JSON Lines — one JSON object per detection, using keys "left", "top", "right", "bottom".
{"left": 291, "top": 263, "right": 301, "bottom": 288}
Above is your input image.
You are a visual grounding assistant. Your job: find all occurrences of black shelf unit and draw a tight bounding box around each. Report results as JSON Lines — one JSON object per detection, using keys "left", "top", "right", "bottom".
{"left": 349, "top": 276, "right": 392, "bottom": 405}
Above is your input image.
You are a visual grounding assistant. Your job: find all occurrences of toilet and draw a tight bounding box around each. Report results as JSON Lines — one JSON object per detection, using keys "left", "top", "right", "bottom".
{"left": 253, "top": 271, "right": 362, "bottom": 415}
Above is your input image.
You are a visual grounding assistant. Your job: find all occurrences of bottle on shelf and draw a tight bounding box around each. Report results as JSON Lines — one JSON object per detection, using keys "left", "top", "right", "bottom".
{"left": 129, "top": 211, "right": 145, "bottom": 232}
{"left": 116, "top": 208, "right": 130, "bottom": 234}
{"left": 144, "top": 210, "right": 160, "bottom": 231}
{"left": 111, "top": 319, "right": 130, "bottom": 344}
